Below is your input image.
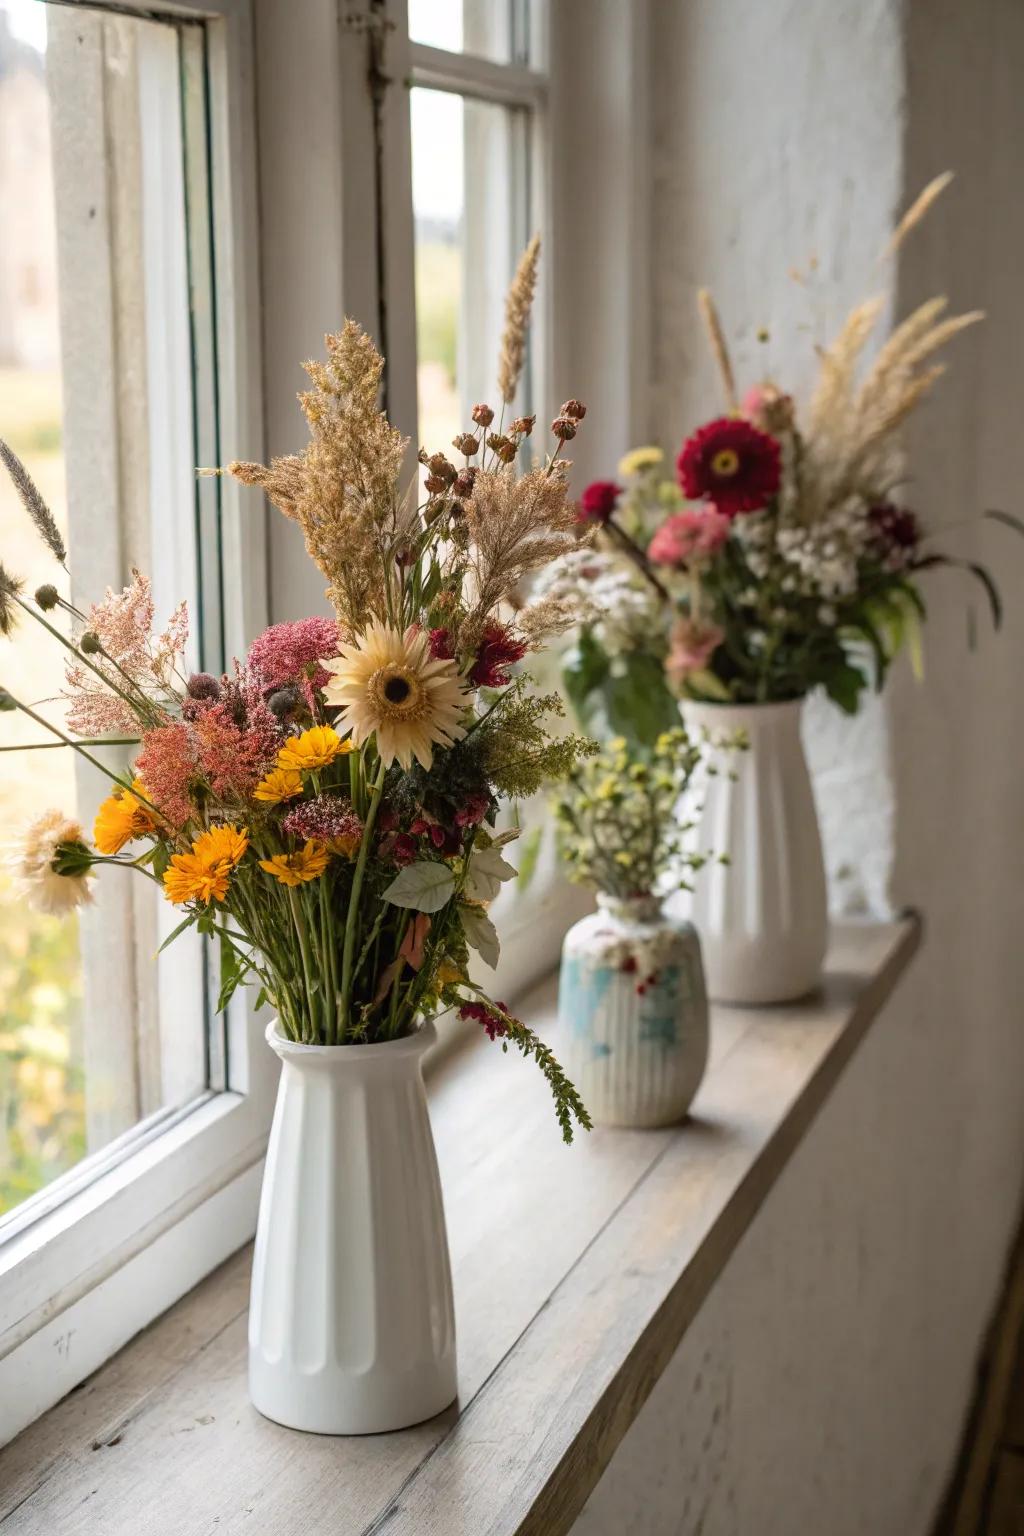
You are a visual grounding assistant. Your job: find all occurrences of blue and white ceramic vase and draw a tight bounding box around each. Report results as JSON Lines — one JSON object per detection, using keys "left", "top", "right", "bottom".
{"left": 558, "top": 894, "right": 709, "bottom": 1128}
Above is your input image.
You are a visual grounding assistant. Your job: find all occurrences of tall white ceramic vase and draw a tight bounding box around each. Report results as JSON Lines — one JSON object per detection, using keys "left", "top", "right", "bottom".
{"left": 676, "top": 698, "right": 827, "bottom": 1005}
{"left": 249, "top": 1019, "right": 457, "bottom": 1435}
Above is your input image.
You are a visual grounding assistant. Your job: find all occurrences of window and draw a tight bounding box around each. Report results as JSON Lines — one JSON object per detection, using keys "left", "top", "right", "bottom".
{"left": 0, "top": 0, "right": 218, "bottom": 1225}
{"left": 0, "top": 0, "right": 266, "bottom": 1443}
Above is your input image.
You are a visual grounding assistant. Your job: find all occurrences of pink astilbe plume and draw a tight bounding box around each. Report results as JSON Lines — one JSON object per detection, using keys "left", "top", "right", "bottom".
{"left": 64, "top": 571, "right": 188, "bottom": 736}
{"left": 137, "top": 689, "right": 281, "bottom": 830}
{"left": 246, "top": 618, "right": 340, "bottom": 692}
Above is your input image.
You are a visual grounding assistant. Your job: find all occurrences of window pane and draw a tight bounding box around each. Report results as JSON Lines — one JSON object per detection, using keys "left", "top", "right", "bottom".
{"left": 410, "top": 86, "right": 532, "bottom": 468}
{"left": 0, "top": 0, "right": 212, "bottom": 1219}
{"left": 408, "top": 0, "right": 523, "bottom": 66}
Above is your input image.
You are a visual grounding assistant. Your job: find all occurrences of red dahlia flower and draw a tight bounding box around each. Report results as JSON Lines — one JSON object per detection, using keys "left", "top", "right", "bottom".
{"left": 869, "top": 503, "right": 921, "bottom": 552}
{"left": 577, "top": 480, "right": 622, "bottom": 524}
{"left": 470, "top": 623, "right": 528, "bottom": 689}
{"left": 676, "top": 417, "right": 781, "bottom": 516}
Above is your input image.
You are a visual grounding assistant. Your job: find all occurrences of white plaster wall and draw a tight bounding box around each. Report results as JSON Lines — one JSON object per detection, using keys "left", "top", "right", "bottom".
{"left": 573, "top": 0, "right": 1024, "bottom": 1530}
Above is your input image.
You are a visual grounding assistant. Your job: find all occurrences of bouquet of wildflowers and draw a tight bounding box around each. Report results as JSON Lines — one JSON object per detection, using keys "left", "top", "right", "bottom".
{"left": 544, "top": 176, "right": 1019, "bottom": 740}
{"left": 0, "top": 240, "right": 597, "bottom": 1141}
{"left": 554, "top": 728, "right": 709, "bottom": 901}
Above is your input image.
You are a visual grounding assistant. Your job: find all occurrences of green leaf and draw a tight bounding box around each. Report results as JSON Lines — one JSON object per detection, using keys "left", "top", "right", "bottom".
{"left": 157, "top": 911, "right": 199, "bottom": 955}
{"left": 216, "top": 929, "right": 248, "bottom": 1014}
{"left": 515, "top": 824, "right": 543, "bottom": 891}
{"left": 460, "top": 903, "right": 500, "bottom": 969}
{"left": 382, "top": 860, "right": 457, "bottom": 913}
{"left": 683, "top": 668, "right": 732, "bottom": 703}
{"left": 463, "top": 845, "right": 517, "bottom": 902}
{"left": 561, "top": 629, "right": 610, "bottom": 728}
{"left": 601, "top": 650, "right": 681, "bottom": 748}
{"left": 150, "top": 842, "right": 171, "bottom": 880}
{"left": 823, "top": 659, "right": 868, "bottom": 715}
{"left": 253, "top": 985, "right": 270, "bottom": 1014}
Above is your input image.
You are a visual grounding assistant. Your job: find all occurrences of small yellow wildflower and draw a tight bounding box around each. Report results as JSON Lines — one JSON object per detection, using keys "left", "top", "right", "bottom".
{"left": 259, "top": 839, "right": 330, "bottom": 887}
{"left": 436, "top": 959, "right": 464, "bottom": 988}
{"left": 94, "top": 778, "right": 159, "bottom": 855}
{"left": 253, "top": 766, "right": 304, "bottom": 805}
{"left": 617, "top": 445, "right": 663, "bottom": 478}
{"left": 276, "top": 725, "right": 351, "bottom": 774}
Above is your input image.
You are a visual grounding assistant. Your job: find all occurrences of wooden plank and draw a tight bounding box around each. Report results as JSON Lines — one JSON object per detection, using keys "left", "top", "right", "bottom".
{"left": 947, "top": 1233, "right": 1024, "bottom": 1536}
{"left": 0, "top": 921, "right": 918, "bottom": 1536}
{"left": 986, "top": 1452, "right": 1024, "bottom": 1536}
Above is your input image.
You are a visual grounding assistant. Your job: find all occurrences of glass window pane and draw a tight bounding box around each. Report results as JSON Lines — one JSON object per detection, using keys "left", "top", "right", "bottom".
{"left": 408, "top": 0, "right": 522, "bottom": 66}
{"left": 0, "top": 0, "right": 212, "bottom": 1218}
{"left": 410, "top": 86, "right": 532, "bottom": 469}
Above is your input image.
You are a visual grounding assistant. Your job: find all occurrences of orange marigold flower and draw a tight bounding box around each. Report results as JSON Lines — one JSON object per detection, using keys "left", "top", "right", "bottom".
{"left": 94, "top": 778, "right": 160, "bottom": 855}
{"left": 253, "top": 766, "right": 304, "bottom": 805}
{"left": 276, "top": 725, "right": 351, "bottom": 774}
{"left": 162, "top": 824, "right": 249, "bottom": 906}
{"left": 163, "top": 853, "right": 232, "bottom": 906}
{"left": 258, "top": 839, "right": 330, "bottom": 887}
{"left": 192, "top": 823, "right": 249, "bottom": 870}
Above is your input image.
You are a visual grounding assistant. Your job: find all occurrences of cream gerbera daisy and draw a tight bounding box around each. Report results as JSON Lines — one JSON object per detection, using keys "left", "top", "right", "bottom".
{"left": 322, "top": 622, "right": 468, "bottom": 771}
{"left": 9, "top": 809, "right": 94, "bottom": 914}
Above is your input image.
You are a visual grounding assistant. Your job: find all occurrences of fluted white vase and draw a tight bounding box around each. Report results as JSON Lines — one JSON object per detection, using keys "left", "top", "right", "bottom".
{"left": 248, "top": 1019, "right": 456, "bottom": 1435}
{"left": 676, "top": 698, "right": 827, "bottom": 1005}
{"left": 558, "top": 894, "right": 709, "bottom": 1127}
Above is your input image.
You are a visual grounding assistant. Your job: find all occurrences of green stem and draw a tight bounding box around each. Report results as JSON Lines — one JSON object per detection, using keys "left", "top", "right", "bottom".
{"left": 2, "top": 693, "right": 131, "bottom": 787}
{"left": 0, "top": 737, "right": 139, "bottom": 751}
{"left": 339, "top": 756, "right": 387, "bottom": 1038}
{"left": 288, "top": 885, "right": 319, "bottom": 1044}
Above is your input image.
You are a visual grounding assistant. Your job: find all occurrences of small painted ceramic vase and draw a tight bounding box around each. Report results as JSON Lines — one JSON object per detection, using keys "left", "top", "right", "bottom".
{"left": 558, "top": 893, "right": 709, "bottom": 1128}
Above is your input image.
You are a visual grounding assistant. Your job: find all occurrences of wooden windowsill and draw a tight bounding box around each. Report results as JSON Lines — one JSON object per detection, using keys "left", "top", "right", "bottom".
{"left": 0, "top": 918, "right": 920, "bottom": 1536}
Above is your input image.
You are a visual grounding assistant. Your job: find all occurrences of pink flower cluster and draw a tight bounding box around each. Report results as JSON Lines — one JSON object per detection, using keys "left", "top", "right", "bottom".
{"left": 665, "top": 616, "right": 725, "bottom": 683}
{"left": 136, "top": 689, "right": 281, "bottom": 829}
{"left": 64, "top": 571, "right": 189, "bottom": 736}
{"left": 281, "top": 795, "right": 363, "bottom": 848}
{"left": 246, "top": 618, "right": 340, "bottom": 693}
{"left": 459, "top": 999, "right": 511, "bottom": 1041}
{"left": 649, "top": 508, "right": 731, "bottom": 568}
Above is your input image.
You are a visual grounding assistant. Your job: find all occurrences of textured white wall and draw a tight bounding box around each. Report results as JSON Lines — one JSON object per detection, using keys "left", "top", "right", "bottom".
{"left": 573, "top": 0, "right": 1024, "bottom": 1530}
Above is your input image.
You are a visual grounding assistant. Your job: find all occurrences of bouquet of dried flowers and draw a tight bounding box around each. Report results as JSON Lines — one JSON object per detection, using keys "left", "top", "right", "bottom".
{"left": 545, "top": 176, "right": 1020, "bottom": 740}
{"left": 553, "top": 728, "right": 710, "bottom": 901}
{"left": 0, "top": 240, "right": 597, "bottom": 1141}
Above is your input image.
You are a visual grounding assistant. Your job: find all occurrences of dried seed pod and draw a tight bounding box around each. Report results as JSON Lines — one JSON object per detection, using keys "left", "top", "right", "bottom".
{"left": 510, "top": 415, "right": 536, "bottom": 436}
{"left": 486, "top": 434, "right": 517, "bottom": 463}
{"left": 551, "top": 416, "right": 577, "bottom": 441}
{"left": 561, "top": 399, "right": 587, "bottom": 421}
{"left": 472, "top": 403, "right": 495, "bottom": 427}
{"left": 452, "top": 433, "right": 480, "bottom": 456}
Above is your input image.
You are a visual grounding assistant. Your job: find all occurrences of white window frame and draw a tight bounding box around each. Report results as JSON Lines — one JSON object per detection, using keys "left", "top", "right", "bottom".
{"left": 0, "top": 0, "right": 269, "bottom": 1444}
{"left": 1, "top": 0, "right": 653, "bottom": 1447}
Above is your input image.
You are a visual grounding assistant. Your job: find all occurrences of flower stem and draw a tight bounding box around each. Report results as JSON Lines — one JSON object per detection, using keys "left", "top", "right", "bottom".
{"left": 339, "top": 756, "right": 387, "bottom": 1038}
{"left": 1, "top": 692, "right": 130, "bottom": 787}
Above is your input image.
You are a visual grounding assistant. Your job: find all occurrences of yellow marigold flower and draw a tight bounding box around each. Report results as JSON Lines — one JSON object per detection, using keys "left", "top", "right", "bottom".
{"left": 276, "top": 726, "right": 350, "bottom": 774}
{"left": 193, "top": 823, "right": 249, "bottom": 870}
{"left": 93, "top": 778, "right": 159, "bottom": 855}
{"left": 258, "top": 839, "right": 330, "bottom": 887}
{"left": 327, "top": 831, "right": 361, "bottom": 859}
{"left": 253, "top": 766, "right": 304, "bottom": 805}
{"left": 162, "top": 824, "right": 249, "bottom": 905}
{"left": 163, "top": 853, "right": 232, "bottom": 906}
{"left": 618, "top": 445, "right": 664, "bottom": 478}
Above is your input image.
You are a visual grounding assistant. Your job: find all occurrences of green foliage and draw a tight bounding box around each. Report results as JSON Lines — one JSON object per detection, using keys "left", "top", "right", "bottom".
{"left": 0, "top": 873, "right": 85, "bottom": 1215}
{"left": 554, "top": 728, "right": 711, "bottom": 899}
{"left": 478, "top": 679, "right": 597, "bottom": 799}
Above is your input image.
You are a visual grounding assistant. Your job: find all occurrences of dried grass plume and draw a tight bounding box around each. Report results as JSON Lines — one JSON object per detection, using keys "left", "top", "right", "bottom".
{"left": 0, "top": 437, "right": 67, "bottom": 566}
{"left": 498, "top": 235, "right": 540, "bottom": 404}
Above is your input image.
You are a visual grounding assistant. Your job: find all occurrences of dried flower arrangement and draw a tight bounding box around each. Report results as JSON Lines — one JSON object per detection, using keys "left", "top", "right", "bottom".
{"left": 0, "top": 240, "right": 596, "bottom": 1142}
{"left": 544, "top": 176, "right": 1021, "bottom": 741}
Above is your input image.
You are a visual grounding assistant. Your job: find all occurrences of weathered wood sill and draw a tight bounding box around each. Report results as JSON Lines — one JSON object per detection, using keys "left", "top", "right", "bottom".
{"left": 0, "top": 918, "right": 920, "bottom": 1536}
